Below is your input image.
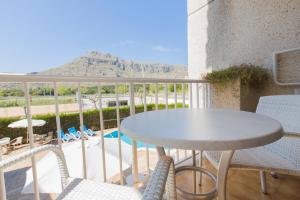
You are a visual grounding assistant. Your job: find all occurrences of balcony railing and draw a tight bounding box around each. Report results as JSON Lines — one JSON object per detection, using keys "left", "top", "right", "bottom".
{"left": 0, "top": 73, "right": 211, "bottom": 200}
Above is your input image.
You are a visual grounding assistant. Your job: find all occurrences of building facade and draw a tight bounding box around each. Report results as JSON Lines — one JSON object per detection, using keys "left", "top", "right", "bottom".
{"left": 188, "top": 0, "right": 300, "bottom": 79}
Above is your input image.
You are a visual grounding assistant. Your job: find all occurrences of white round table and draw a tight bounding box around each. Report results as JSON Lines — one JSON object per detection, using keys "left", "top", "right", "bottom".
{"left": 120, "top": 109, "right": 283, "bottom": 200}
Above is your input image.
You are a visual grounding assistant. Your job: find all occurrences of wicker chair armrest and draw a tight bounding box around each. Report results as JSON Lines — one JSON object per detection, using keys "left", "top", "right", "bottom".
{"left": 142, "top": 156, "right": 176, "bottom": 200}
{"left": 0, "top": 144, "right": 70, "bottom": 188}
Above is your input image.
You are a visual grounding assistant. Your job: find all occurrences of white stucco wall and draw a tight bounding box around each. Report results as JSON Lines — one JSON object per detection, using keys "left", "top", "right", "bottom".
{"left": 188, "top": 0, "right": 300, "bottom": 78}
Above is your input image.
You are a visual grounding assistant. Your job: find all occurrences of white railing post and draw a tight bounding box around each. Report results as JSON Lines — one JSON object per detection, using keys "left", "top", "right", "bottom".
{"left": 115, "top": 83, "right": 124, "bottom": 185}
{"left": 205, "top": 84, "right": 208, "bottom": 108}
{"left": 155, "top": 83, "right": 158, "bottom": 110}
{"left": 24, "top": 83, "right": 40, "bottom": 200}
{"left": 143, "top": 83, "right": 150, "bottom": 175}
{"left": 181, "top": 83, "right": 187, "bottom": 157}
{"left": 165, "top": 83, "right": 168, "bottom": 110}
{"left": 53, "top": 82, "right": 62, "bottom": 149}
{"left": 189, "top": 83, "right": 193, "bottom": 109}
{"left": 174, "top": 83, "right": 177, "bottom": 109}
{"left": 208, "top": 83, "right": 211, "bottom": 108}
{"left": 0, "top": 144, "right": 6, "bottom": 200}
{"left": 202, "top": 84, "right": 206, "bottom": 108}
{"left": 143, "top": 83, "right": 147, "bottom": 112}
{"left": 98, "top": 83, "right": 107, "bottom": 182}
{"left": 129, "top": 82, "right": 139, "bottom": 183}
{"left": 182, "top": 83, "right": 185, "bottom": 108}
{"left": 174, "top": 83, "right": 179, "bottom": 161}
{"left": 77, "top": 83, "right": 87, "bottom": 179}
{"left": 164, "top": 83, "right": 171, "bottom": 155}
{"left": 196, "top": 83, "right": 200, "bottom": 108}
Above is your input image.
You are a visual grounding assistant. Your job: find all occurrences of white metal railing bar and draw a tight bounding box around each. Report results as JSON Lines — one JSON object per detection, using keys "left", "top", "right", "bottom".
{"left": 174, "top": 83, "right": 179, "bottom": 162}
{"left": 164, "top": 83, "right": 171, "bottom": 156}
{"left": 143, "top": 83, "right": 150, "bottom": 175}
{"left": 165, "top": 83, "right": 168, "bottom": 110}
{"left": 199, "top": 150, "right": 203, "bottom": 185}
{"left": 192, "top": 150, "right": 197, "bottom": 193}
{"left": 205, "top": 84, "right": 208, "bottom": 108}
{"left": 0, "top": 73, "right": 207, "bottom": 83}
{"left": 208, "top": 84, "right": 211, "bottom": 108}
{"left": 143, "top": 84, "right": 147, "bottom": 112}
{"left": 24, "top": 83, "right": 40, "bottom": 200}
{"left": 155, "top": 83, "right": 158, "bottom": 110}
{"left": 196, "top": 83, "right": 200, "bottom": 108}
{"left": 77, "top": 83, "right": 87, "bottom": 179}
{"left": 181, "top": 83, "right": 187, "bottom": 159}
{"left": 0, "top": 143, "right": 6, "bottom": 200}
{"left": 174, "top": 83, "right": 177, "bottom": 109}
{"left": 53, "top": 82, "right": 62, "bottom": 148}
{"left": 205, "top": 84, "right": 210, "bottom": 108}
{"left": 189, "top": 83, "right": 193, "bottom": 109}
{"left": 115, "top": 83, "right": 124, "bottom": 185}
{"left": 190, "top": 83, "right": 196, "bottom": 191}
{"left": 97, "top": 83, "right": 107, "bottom": 182}
{"left": 129, "top": 83, "right": 139, "bottom": 183}
{"left": 182, "top": 83, "right": 186, "bottom": 109}
{"left": 203, "top": 84, "right": 206, "bottom": 108}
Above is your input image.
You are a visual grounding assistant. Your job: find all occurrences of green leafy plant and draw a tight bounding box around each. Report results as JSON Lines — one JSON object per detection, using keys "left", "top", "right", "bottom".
{"left": 203, "top": 64, "right": 271, "bottom": 88}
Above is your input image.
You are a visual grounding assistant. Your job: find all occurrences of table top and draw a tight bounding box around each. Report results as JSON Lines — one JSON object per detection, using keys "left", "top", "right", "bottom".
{"left": 120, "top": 109, "right": 283, "bottom": 151}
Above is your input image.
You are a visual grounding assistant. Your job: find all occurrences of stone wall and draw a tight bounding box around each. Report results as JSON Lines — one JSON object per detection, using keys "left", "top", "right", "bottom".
{"left": 188, "top": 0, "right": 300, "bottom": 108}
{"left": 188, "top": 0, "right": 300, "bottom": 74}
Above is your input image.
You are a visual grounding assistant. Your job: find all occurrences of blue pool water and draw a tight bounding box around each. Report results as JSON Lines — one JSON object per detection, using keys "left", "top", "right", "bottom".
{"left": 104, "top": 131, "right": 156, "bottom": 148}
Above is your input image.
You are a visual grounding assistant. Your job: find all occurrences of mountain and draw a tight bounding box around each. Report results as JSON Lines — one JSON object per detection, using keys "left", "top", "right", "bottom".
{"left": 39, "top": 51, "right": 187, "bottom": 78}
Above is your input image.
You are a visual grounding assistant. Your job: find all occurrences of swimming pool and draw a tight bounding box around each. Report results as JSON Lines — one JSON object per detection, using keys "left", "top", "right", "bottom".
{"left": 104, "top": 130, "right": 156, "bottom": 148}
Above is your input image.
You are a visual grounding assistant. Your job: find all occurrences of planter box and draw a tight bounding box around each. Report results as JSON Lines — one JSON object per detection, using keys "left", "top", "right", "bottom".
{"left": 211, "top": 78, "right": 297, "bottom": 112}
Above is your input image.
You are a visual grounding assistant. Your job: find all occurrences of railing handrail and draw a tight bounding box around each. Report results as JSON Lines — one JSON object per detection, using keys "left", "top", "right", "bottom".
{"left": 0, "top": 73, "right": 207, "bottom": 83}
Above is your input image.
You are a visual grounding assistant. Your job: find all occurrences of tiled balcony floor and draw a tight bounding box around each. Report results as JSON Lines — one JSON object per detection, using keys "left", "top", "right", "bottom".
{"left": 176, "top": 158, "right": 300, "bottom": 200}
{"left": 4, "top": 146, "right": 300, "bottom": 200}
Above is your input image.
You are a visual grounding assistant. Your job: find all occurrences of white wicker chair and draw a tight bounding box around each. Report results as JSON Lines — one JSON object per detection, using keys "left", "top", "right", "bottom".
{"left": 0, "top": 145, "right": 177, "bottom": 200}
{"left": 205, "top": 95, "right": 300, "bottom": 194}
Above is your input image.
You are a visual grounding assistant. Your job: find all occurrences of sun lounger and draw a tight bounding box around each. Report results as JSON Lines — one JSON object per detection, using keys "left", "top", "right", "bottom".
{"left": 68, "top": 127, "right": 82, "bottom": 139}
{"left": 83, "top": 125, "right": 97, "bottom": 136}
{"left": 59, "top": 130, "right": 73, "bottom": 142}
{"left": 10, "top": 136, "right": 23, "bottom": 150}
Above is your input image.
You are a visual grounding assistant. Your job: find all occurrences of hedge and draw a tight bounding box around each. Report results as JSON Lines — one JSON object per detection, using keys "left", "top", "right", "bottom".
{"left": 0, "top": 103, "right": 184, "bottom": 139}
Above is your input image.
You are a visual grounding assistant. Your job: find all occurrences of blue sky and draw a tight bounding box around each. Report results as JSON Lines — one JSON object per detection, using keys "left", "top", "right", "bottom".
{"left": 0, "top": 0, "right": 187, "bottom": 73}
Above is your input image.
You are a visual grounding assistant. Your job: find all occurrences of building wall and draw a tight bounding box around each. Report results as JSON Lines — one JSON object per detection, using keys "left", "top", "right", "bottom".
{"left": 188, "top": 0, "right": 300, "bottom": 78}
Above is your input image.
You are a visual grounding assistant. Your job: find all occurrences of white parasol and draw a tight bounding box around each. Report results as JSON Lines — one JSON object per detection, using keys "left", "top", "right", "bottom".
{"left": 8, "top": 119, "right": 46, "bottom": 128}
{"left": 8, "top": 119, "right": 46, "bottom": 143}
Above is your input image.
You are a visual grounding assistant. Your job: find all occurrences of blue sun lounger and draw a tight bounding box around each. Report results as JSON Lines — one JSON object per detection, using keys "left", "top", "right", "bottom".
{"left": 68, "top": 127, "right": 82, "bottom": 139}
{"left": 59, "top": 130, "right": 73, "bottom": 142}
{"left": 83, "top": 125, "right": 97, "bottom": 136}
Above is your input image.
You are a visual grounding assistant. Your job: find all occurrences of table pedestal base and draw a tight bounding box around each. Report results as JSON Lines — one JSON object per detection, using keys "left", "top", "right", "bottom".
{"left": 156, "top": 147, "right": 234, "bottom": 200}
{"left": 175, "top": 166, "right": 217, "bottom": 200}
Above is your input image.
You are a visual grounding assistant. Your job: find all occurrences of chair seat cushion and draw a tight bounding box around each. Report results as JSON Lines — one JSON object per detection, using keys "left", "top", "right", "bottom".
{"left": 57, "top": 178, "right": 142, "bottom": 200}
{"left": 205, "top": 146, "right": 299, "bottom": 173}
